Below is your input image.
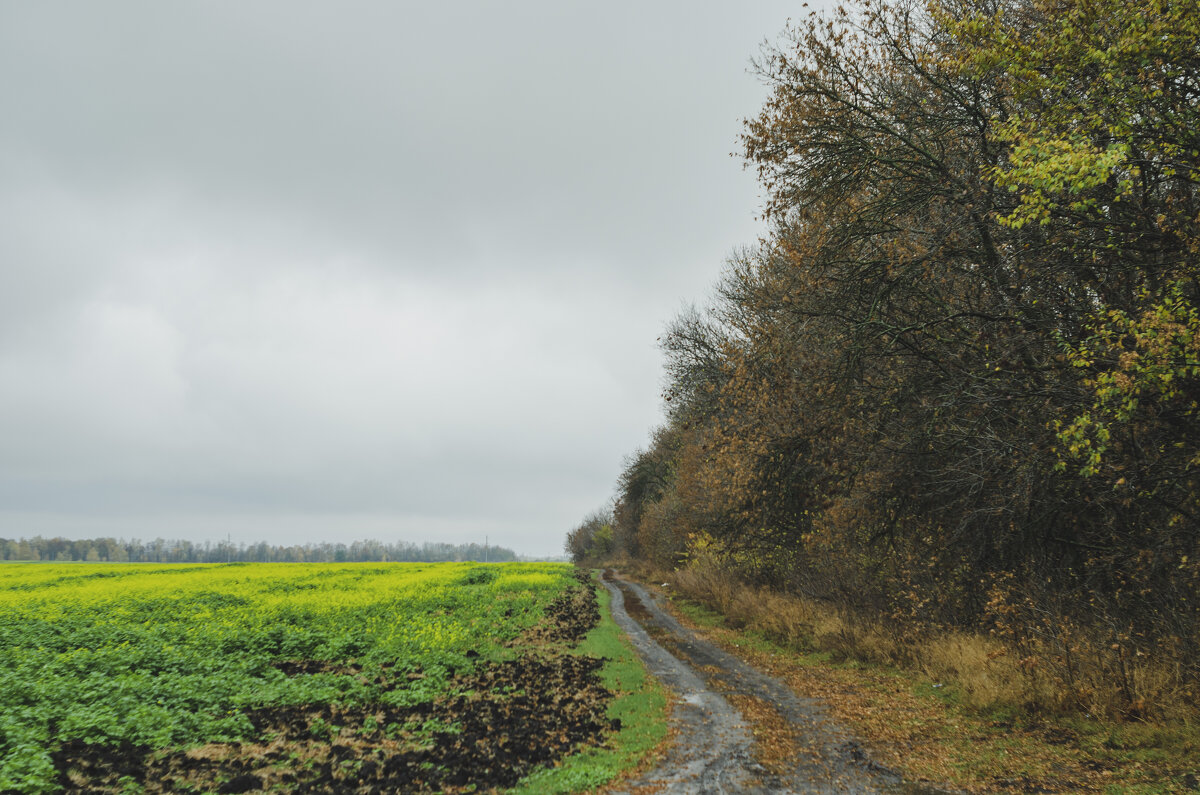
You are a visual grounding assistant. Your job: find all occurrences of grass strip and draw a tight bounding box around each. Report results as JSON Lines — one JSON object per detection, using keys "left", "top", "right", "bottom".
{"left": 507, "top": 571, "right": 668, "bottom": 794}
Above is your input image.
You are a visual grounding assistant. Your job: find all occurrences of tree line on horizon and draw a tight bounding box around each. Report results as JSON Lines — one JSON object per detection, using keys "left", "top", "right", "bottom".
{"left": 570, "top": 0, "right": 1199, "bottom": 713}
{"left": 1, "top": 536, "right": 517, "bottom": 564}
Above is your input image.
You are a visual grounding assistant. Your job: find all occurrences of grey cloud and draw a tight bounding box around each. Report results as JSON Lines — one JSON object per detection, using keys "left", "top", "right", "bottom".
{"left": 0, "top": 0, "right": 805, "bottom": 554}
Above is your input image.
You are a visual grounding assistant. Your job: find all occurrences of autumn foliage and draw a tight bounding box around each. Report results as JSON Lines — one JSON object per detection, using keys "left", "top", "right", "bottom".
{"left": 590, "top": 0, "right": 1200, "bottom": 718}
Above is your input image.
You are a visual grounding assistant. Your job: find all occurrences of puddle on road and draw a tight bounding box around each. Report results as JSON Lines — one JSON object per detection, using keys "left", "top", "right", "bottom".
{"left": 606, "top": 574, "right": 954, "bottom": 795}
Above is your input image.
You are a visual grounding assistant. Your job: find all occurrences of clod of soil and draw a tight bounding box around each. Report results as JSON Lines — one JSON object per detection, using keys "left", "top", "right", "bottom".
{"left": 518, "top": 570, "right": 600, "bottom": 645}
{"left": 50, "top": 580, "right": 614, "bottom": 794}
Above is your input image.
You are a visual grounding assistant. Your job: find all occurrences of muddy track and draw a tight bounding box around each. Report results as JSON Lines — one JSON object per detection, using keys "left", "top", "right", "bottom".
{"left": 602, "top": 573, "right": 947, "bottom": 795}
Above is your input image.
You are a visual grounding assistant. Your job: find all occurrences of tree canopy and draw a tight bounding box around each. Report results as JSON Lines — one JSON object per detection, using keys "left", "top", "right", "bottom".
{"left": 587, "top": 0, "right": 1200, "bottom": 713}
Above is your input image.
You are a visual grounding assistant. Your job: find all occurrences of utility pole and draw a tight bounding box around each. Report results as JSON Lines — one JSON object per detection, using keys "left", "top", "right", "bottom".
{"left": 484, "top": 535, "right": 488, "bottom": 564}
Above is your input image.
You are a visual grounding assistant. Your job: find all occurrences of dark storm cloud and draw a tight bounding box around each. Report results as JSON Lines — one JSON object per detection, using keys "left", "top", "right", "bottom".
{"left": 0, "top": 1, "right": 806, "bottom": 554}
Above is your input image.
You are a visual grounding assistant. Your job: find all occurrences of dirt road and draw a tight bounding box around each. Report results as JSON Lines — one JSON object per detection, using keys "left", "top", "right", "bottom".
{"left": 602, "top": 573, "right": 947, "bottom": 795}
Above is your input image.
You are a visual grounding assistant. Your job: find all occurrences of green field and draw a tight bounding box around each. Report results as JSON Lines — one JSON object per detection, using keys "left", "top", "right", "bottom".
{"left": 0, "top": 561, "right": 599, "bottom": 793}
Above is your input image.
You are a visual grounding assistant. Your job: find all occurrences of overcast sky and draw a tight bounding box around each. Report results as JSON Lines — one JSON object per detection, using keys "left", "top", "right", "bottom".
{"left": 1, "top": 1, "right": 805, "bottom": 556}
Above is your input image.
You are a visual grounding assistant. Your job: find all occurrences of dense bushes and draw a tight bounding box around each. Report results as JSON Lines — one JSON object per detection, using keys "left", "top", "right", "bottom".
{"left": 564, "top": 509, "right": 616, "bottom": 565}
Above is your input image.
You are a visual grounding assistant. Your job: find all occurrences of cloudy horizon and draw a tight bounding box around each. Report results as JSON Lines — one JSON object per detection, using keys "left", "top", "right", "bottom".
{"left": 2, "top": 1, "right": 804, "bottom": 556}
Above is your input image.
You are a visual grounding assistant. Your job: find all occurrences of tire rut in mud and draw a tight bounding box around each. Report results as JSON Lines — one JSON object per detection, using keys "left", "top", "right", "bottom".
{"left": 51, "top": 574, "right": 616, "bottom": 794}
{"left": 604, "top": 572, "right": 949, "bottom": 795}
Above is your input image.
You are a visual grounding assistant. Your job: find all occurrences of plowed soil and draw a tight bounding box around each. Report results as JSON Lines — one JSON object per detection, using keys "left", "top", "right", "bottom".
{"left": 50, "top": 574, "right": 616, "bottom": 794}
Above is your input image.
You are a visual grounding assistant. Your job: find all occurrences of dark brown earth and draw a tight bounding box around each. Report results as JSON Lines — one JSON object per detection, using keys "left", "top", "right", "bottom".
{"left": 50, "top": 573, "right": 616, "bottom": 794}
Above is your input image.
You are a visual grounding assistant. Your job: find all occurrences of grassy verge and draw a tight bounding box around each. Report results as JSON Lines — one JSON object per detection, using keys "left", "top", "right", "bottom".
{"left": 662, "top": 587, "right": 1200, "bottom": 794}
{"left": 508, "top": 571, "right": 668, "bottom": 794}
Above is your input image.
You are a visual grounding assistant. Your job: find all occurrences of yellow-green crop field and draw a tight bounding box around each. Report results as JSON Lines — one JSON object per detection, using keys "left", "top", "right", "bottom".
{"left": 0, "top": 561, "right": 580, "bottom": 794}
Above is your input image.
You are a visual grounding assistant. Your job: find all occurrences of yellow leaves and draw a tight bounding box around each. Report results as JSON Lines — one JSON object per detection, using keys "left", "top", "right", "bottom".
{"left": 1055, "top": 281, "right": 1200, "bottom": 480}
{"left": 1117, "top": 351, "right": 1140, "bottom": 371}
{"left": 991, "top": 130, "right": 1131, "bottom": 229}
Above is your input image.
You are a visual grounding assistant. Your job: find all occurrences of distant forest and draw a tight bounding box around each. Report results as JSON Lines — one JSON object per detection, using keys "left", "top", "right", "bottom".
{"left": 0, "top": 536, "right": 517, "bottom": 564}
{"left": 570, "top": 0, "right": 1200, "bottom": 717}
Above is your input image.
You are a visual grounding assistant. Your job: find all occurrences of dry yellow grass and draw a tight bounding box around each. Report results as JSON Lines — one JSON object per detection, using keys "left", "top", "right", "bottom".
{"left": 662, "top": 556, "right": 1196, "bottom": 723}
{"left": 613, "top": 558, "right": 1200, "bottom": 793}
